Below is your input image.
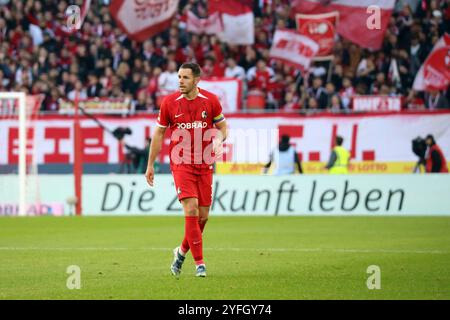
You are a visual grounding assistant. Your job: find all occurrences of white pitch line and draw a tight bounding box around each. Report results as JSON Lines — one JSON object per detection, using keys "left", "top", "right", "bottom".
{"left": 0, "top": 247, "right": 448, "bottom": 255}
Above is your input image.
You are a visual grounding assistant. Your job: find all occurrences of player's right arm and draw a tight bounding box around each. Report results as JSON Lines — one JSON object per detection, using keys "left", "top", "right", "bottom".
{"left": 145, "top": 126, "right": 166, "bottom": 186}
{"left": 146, "top": 98, "right": 170, "bottom": 186}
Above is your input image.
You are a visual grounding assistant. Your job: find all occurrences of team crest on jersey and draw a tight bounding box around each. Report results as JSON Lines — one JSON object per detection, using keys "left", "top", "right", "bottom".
{"left": 202, "top": 111, "right": 207, "bottom": 119}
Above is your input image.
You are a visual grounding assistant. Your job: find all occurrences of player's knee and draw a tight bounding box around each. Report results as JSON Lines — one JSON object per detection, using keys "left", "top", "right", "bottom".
{"left": 185, "top": 204, "right": 199, "bottom": 216}
{"left": 198, "top": 217, "right": 208, "bottom": 225}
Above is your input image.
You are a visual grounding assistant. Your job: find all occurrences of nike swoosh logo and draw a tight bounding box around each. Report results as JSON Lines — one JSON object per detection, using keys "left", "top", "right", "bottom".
{"left": 175, "top": 114, "right": 183, "bottom": 118}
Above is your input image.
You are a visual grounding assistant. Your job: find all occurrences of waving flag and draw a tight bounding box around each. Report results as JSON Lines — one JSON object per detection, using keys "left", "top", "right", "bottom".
{"left": 269, "top": 29, "right": 320, "bottom": 72}
{"left": 295, "top": 11, "right": 339, "bottom": 59}
{"left": 110, "top": 0, "right": 179, "bottom": 42}
{"left": 209, "top": 0, "right": 254, "bottom": 45}
{"left": 413, "top": 34, "right": 450, "bottom": 91}
{"left": 186, "top": 11, "right": 223, "bottom": 35}
{"left": 292, "top": 0, "right": 396, "bottom": 50}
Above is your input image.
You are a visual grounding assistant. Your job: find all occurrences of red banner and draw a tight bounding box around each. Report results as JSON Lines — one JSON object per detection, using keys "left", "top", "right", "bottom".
{"left": 423, "top": 46, "right": 450, "bottom": 91}
{"left": 292, "top": 0, "right": 395, "bottom": 50}
{"left": 269, "top": 29, "right": 319, "bottom": 72}
{"left": 110, "top": 0, "right": 179, "bottom": 42}
{"left": 295, "top": 12, "right": 338, "bottom": 59}
{"left": 413, "top": 33, "right": 450, "bottom": 91}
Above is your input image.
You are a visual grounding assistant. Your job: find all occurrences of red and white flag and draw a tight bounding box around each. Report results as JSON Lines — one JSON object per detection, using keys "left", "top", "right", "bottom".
{"left": 186, "top": 11, "right": 223, "bottom": 35}
{"left": 292, "top": 0, "right": 396, "bottom": 50}
{"left": 269, "top": 29, "right": 320, "bottom": 72}
{"left": 295, "top": 11, "right": 338, "bottom": 60}
{"left": 413, "top": 33, "right": 450, "bottom": 91}
{"left": 422, "top": 47, "right": 450, "bottom": 91}
{"left": 209, "top": 0, "right": 254, "bottom": 45}
{"left": 110, "top": 0, "right": 179, "bottom": 42}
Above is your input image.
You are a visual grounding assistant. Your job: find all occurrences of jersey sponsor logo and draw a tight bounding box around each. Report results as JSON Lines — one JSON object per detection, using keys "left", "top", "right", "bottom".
{"left": 176, "top": 122, "right": 208, "bottom": 129}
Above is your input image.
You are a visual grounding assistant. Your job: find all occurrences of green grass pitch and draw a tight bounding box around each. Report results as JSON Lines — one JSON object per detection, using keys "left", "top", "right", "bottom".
{"left": 0, "top": 216, "right": 449, "bottom": 299}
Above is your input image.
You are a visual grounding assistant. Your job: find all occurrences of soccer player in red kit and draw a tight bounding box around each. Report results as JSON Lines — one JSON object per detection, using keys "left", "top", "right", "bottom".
{"left": 145, "top": 62, "right": 227, "bottom": 278}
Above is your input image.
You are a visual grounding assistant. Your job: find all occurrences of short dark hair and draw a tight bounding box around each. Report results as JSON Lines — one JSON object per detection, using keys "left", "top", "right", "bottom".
{"left": 336, "top": 135, "right": 344, "bottom": 146}
{"left": 180, "top": 62, "right": 202, "bottom": 78}
{"left": 281, "top": 135, "right": 290, "bottom": 144}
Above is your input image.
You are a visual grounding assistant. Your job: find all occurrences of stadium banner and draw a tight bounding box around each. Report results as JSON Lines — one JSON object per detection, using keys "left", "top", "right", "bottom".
{"left": 295, "top": 12, "right": 338, "bottom": 60}
{"left": 291, "top": 0, "right": 396, "bottom": 50}
{"left": 216, "top": 162, "right": 450, "bottom": 175}
{"left": 0, "top": 202, "right": 65, "bottom": 216}
{"left": 1, "top": 112, "right": 450, "bottom": 165}
{"left": 269, "top": 29, "right": 320, "bottom": 72}
{"left": 352, "top": 96, "right": 402, "bottom": 111}
{"left": 1, "top": 174, "right": 450, "bottom": 216}
{"left": 110, "top": 0, "right": 179, "bottom": 42}
{"left": 58, "top": 98, "right": 131, "bottom": 115}
{"left": 198, "top": 78, "right": 242, "bottom": 112}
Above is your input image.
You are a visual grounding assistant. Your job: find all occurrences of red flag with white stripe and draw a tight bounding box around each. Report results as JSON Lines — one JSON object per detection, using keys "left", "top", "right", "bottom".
{"left": 422, "top": 47, "right": 450, "bottom": 91}
{"left": 209, "top": 0, "right": 255, "bottom": 45}
{"left": 413, "top": 33, "right": 450, "bottom": 91}
{"left": 292, "top": 0, "right": 396, "bottom": 50}
{"left": 269, "top": 29, "right": 320, "bottom": 72}
{"left": 110, "top": 0, "right": 179, "bottom": 42}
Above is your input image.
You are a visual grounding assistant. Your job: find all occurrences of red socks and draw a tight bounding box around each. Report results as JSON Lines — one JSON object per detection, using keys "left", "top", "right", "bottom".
{"left": 183, "top": 216, "right": 204, "bottom": 265}
{"left": 181, "top": 218, "right": 207, "bottom": 255}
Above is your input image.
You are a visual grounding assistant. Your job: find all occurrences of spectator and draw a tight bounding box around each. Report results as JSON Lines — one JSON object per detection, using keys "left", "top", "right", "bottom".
{"left": 247, "top": 59, "right": 274, "bottom": 91}
{"left": 339, "top": 77, "right": 355, "bottom": 109}
{"left": 425, "top": 90, "right": 450, "bottom": 109}
{"left": 325, "top": 82, "right": 337, "bottom": 108}
{"left": 225, "top": 58, "right": 246, "bottom": 83}
{"left": 87, "top": 73, "right": 103, "bottom": 97}
{"left": 306, "top": 97, "right": 319, "bottom": 111}
{"left": 281, "top": 91, "right": 301, "bottom": 112}
{"left": 329, "top": 94, "right": 343, "bottom": 112}
{"left": 67, "top": 80, "right": 87, "bottom": 101}
{"left": 370, "top": 72, "right": 387, "bottom": 95}
{"left": 158, "top": 60, "right": 178, "bottom": 95}
{"left": 307, "top": 77, "right": 328, "bottom": 109}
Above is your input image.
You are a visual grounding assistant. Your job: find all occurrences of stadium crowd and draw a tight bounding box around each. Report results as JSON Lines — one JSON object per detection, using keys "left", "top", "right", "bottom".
{"left": 0, "top": 0, "right": 449, "bottom": 112}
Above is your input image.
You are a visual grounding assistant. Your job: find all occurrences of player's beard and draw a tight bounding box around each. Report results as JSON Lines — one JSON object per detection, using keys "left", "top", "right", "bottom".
{"left": 180, "top": 83, "right": 196, "bottom": 96}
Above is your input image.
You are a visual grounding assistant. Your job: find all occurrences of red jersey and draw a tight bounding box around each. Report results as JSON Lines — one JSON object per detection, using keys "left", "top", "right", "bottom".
{"left": 157, "top": 88, "right": 225, "bottom": 173}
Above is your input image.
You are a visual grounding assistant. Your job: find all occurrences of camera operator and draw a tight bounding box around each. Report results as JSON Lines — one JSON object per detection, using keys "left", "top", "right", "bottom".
{"left": 124, "top": 137, "right": 159, "bottom": 174}
{"left": 425, "top": 134, "right": 448, "bottom": 173}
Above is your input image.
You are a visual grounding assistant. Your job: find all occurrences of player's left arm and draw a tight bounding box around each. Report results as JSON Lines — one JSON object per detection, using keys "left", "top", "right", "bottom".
{"left": 211, "top": 96, "right": 227, "bottom": 155}
{"left": 214, "top": 119, "right": 227, "bottom": 142}
{"left": 213, "top": 119, "right": 227, "bottom": 157}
